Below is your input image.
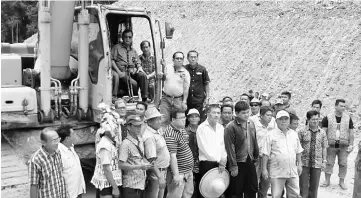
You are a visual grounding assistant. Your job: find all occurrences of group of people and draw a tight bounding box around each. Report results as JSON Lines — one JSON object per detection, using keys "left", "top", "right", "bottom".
{"left": 28, "top": 43, "right": 359, "bottom": 198}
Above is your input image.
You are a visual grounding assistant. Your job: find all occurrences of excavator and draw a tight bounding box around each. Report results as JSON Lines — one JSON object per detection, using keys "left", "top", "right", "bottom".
{"left": 1, "top": 0, "right": 174, "bottom": 164}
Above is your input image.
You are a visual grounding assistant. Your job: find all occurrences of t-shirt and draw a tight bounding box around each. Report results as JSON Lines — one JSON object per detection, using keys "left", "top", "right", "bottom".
{"left": 321, "top": 116, "right": 354, "bottom": 129}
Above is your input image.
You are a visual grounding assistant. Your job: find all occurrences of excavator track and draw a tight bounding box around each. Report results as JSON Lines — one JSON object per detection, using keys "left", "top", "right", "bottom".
{"left": 1, "top": 138, "right": 29, "bottom": 198}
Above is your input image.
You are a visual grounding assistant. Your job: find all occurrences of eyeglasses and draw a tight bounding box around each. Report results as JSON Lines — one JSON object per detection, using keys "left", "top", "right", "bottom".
{"left": 174, "top": 57, "right": 184, "bottom": 60}
{"left": 250, "top": 104, "right": 259, "bottom": 107}
{"left": 51, "top": 137, "right": 61, "bottom": 143}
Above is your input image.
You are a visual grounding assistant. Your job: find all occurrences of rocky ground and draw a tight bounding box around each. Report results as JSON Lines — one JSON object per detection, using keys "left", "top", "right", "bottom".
{"left": 11, "top": 1, "right": 361, "bottom": 197}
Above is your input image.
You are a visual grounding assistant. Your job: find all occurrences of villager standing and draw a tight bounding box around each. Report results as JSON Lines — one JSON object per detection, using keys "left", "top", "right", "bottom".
{"left": 298, "top": 110, "right": 328, "bottom": 198}
{"left": 224, "top": 101, "right": 259, "bottom": 198}
{"left": 262, "top": 110, "right": 303, "bottom": 198}
{"left": 353, "top": 140, "right": 361, "bottom": 198}
{"left": 321, "top": 99, "right": 354, "bottom": 190}
{"left": 185, "top": 50, "right": 210, "bottom": 123}
{"left": 196, "top": 104, "right": 227, "bottom": 198}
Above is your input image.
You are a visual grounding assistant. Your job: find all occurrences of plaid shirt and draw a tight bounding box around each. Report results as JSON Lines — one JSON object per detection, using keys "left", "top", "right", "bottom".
{"left": 29, "top": 147, "right": 68, "bottom": 198}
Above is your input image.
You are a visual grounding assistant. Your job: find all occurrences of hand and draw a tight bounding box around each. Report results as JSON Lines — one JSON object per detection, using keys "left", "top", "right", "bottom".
{"left": 218, "top": 165, "right": 225, "bottom": 173}
{"left": 140, "top": 164, "right": 153, "bottom": 170}
{"left": 262, "top": 169, "right": 269, "bottom": 180}
{"left": 173, "top": 174, "right": 184, "bottom": 186}
{"left": 158, "top": 177, "right": 166, "bottom": 189}
{"left": 230, "top": 169, "right": 238, "bottom": 177}
{"left": 157, "top": 72, "right": 164, "bottom": 79}
{"left": 347, "top": 145, "right": 354, "bottom": 153}
{"left": 180, "top": 102, "right": 187, "bottom": 111}
{"left": 297, "top": 165, "right": 302, "bottom": 176}
{"left": 112, "top": 186, "right": 120, "bottom": 197}
{"left": 322, "top": 161, "right": 327, "bottom": 170}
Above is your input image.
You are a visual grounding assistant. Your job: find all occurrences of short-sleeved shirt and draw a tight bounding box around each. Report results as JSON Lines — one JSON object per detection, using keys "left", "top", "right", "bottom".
{"left": 253, "top": 116, "right": 276, "bottom": 155}
{"left": 185, "top": 64, "right": 210, "bottom": 104}
{"left": 139, "top": 54, "right": 155, "bottom": 75}
{"left": 262, "top": 128, "right": 303, "bottom": 178}
{"left": 118, "top": 134, "right": 148, "bottom": 190}
{"left": 29, "top": 147, "right": 68, "bottom": 198}
{"left": 111, "top": 43, "right": 140, "bottom": 69}
{"left": 142, "top": 125, "right": 170, "bottom": 169}
{"left": 58, "top": 143, "right": 85, "bottom": 198}
{"left": 321, "top": 115, "right": 354, "bottom": 129}
{"left": 163, "top": 65, "right": 191, "bottom": 97}
{"left": 298, "top": 126, "right": 328, "bottom": 168}
{"left": 163, "top": 124, "right": 194, "bottom": 174}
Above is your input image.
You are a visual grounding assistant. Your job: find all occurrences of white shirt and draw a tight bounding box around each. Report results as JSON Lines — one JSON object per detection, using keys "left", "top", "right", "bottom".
{"left": 58, "top": 143, "right": 86, "bottom": 198}
{"left": 196, "top": 119, "right": 227, "bottom": 163}
{"left": 261, "top": 127, "right": 303, "bottom": 178}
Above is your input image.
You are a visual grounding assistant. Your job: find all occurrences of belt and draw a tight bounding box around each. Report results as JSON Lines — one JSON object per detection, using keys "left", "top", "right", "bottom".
{"left": 162, "top": 91, "right": 183, "bottom": 99}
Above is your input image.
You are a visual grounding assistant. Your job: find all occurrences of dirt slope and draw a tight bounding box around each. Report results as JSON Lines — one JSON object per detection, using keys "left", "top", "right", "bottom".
{"left": 119, "top": 1, "right": 361, "bottom": 197}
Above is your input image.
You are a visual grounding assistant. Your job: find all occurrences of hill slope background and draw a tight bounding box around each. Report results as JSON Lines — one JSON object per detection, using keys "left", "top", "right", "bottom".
{"left": 119, "top": 1, "right": 360, "bottom": 197}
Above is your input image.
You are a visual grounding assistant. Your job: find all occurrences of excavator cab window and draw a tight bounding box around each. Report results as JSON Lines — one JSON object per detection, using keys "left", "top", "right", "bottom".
{"left": 71, "top": 8, "right": 104, "bottom": 84}
{"left": 106, "top": 14, "right": 156, "bottom": 102}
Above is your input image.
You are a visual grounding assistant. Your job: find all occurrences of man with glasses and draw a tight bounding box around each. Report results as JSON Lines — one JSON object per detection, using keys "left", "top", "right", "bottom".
{"left": 163, "top": 110, "right": 194, "bottom": 198}
{"left": 158, "top": 51, "right": 191, "bottom": 127}
{"left": 111, "top": 29, "right": 148, "bottom": 101}
{"left": 249, "top": 98, "right": 261, "bottom": 123}
{"left": 185, "top": 50, "right": 210, "bottom": 123}
{"left": 29, "top": 128, "right": 68, "bottom": 198}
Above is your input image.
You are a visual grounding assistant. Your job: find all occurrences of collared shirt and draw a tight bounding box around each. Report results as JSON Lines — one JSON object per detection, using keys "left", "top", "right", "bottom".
{"left": 29, "top": 147, "right": 68, "bottom": 198}
{"left": 58, "top": 143, "right": 86, "bottom": 198}
{"left": 185, "top": 64, "right": 210, "bottom": 104}
{"left": 119, "top": 134, "right": 148, "bottom": 190}
{"left": 139, "top": 54, "right": 155, "bottom": 75}
{"left": 185, "top": 126, "right": 199, "bottom": 173}
{"left": 142, "top": 125, "right": 170, "bottom": 168}
{"left": 253, "top": 116, "right": 276, "bottom": 154}
{"left": 219, "top": 117, "right": 233, "bottom": 128}
{"left": 196, "top": 119, "right": 227, "bottom": 163}
{"left": 262, "top": 127, "right": 303, "bottom": 178}
{"left": 224, "top": 117, "right": 259, "bottom": 172}
{"left": 163, "top": 124, "right": 194, "bottom": 174}
{"left": 111, "top": 43, "right": 140, "bottom": 69}
{"left": 298, "top": 126, "right": 328, "bottom": 168}
{"left": 163, "top": 64, "right": 191, "bottom": 97}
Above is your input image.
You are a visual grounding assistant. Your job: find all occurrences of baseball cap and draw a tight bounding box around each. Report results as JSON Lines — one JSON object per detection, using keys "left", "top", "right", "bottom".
{"left": 250, "top": 98, "right": 260, "bottom": 105}
{"left": 275, "top": 98, "right": 284, "bottom": 105}
{"left": 276, "top": 110, "right": 290, "bottom": 119}
{"left": 126, "top": 115, "right": 143, "bottom": 126}
{"left": 187, "top": 108, "right": 200, "bottom": 116}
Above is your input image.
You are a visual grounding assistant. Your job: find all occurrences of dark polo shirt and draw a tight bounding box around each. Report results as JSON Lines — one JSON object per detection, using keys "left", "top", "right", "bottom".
{"left": 185, "top": 63, "right": 210, "bottom": 104}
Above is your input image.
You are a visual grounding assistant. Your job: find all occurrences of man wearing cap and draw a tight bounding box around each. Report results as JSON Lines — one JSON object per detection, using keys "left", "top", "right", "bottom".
{"left": 186, "top": 109, "right": 201, "bottom": 198}
{"left": 220, "top": 104, "right": 234, "bottom": 127}
{"left": 262, "top": 110, "right": 303, "bottom": 198}
{"left": 224, "top": 101, "right": 259, "bottom": 198}
{"left": 321, "top": 99, "right": 354, "bottom": 190}
{"left": 142, "top": 107, "right": 170, "bottom": 198}
{"left": 119, "top": 115, "right": 153, "bottom": 197}
{"left": 185, "top": 50, "right": 210, "bottom": 123}
{"left": 273, "top": 98, "right": 285, "bottom": 117}
{"left": 196, "top": 104, "right": 227, "bottom": 198}
{"left": 249, "top": 98, "right": 261, "bottom": 123}
{"left": 163, "top": 110, "right": 194, "bottom": 198}
{"left": 158, "top": 52, "right": 191, "bottom": 127}
{"left": 281, "top": 91, "right": 297, "bottom": 116}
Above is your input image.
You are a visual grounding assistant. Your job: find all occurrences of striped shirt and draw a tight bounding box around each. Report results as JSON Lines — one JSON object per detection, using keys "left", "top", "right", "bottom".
{"left": 29, "top": 147, "right": 68, "bottom": 198}
{"left": 119, "top": 133, "right": 148, "bottom": 190}
{"left": 163, "top": 125, "right": 194, "bottom": 174}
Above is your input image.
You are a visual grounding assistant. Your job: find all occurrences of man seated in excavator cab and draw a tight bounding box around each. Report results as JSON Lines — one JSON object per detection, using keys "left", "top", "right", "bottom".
{"left": 111, "top": 29, "right": 149, "bottom": 102}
